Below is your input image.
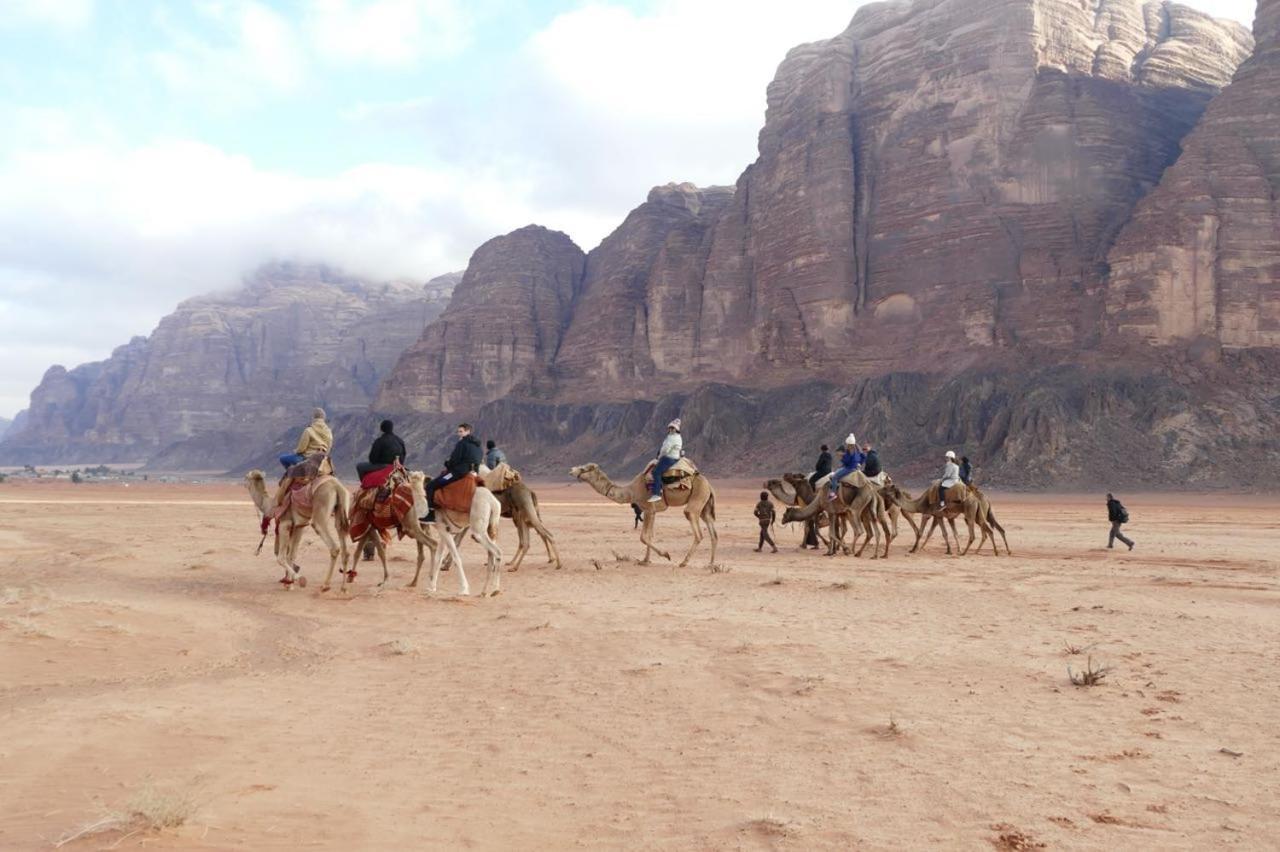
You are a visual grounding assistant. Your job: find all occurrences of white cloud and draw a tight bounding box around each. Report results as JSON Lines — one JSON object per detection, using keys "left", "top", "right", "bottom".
{"left": 149, "top": 1, "right": 306, "bottom": 101}
{"left": 305, "top": 0, "right": 475, "bottom": 67}
{"left": 0, "top": 0, "right": 94, "bottom": 29}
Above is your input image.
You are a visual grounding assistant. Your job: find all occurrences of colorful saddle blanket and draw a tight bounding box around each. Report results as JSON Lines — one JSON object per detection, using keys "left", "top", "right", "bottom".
{"left": 350, "top": 471, "right": 416, "bottom": 542}
{"left": 435, "top": 473, "right": 479, "bottom": 514}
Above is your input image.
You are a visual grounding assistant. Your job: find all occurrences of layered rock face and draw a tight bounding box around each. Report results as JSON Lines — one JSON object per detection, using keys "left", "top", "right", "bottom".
{"left": 0, "top": 416, "right": 12, "bottom": 442}
{"left": 383, "top": 0, "right": 1252, "bottom": 411}
{"left": 0, "top": 265, "right": 457, "bottom": 467}
{"left": 1107, "top": 0, "right": 1280, "bottom": 349}
{"left": 375, "top": 226, "right": 585, "bottom": 413}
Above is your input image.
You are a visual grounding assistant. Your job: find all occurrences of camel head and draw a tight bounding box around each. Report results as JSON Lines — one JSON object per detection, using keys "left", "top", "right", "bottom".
{"left": 569, "top": 463, "right": 599, "bottom": 480}
{"left": 780, "top": 506, "right": 803, "bottom": 526}
{"left": 880, "top": 483, "right": 903, "bottom": 504}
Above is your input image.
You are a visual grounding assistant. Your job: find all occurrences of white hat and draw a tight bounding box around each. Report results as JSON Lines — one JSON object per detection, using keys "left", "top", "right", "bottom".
{"left": 667, "top": 418, "right": 682, "bottom": 431}
{"left": 845, "top": 433, "right": 857, "bottom": 445}
{"left": 945, "top": 450, "right": 956, "bottom": 460}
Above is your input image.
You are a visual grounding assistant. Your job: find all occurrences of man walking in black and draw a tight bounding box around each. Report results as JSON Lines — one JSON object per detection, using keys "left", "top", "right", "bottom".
{"left": 1106, "top": 493, "right": 1134, "bottom": 551}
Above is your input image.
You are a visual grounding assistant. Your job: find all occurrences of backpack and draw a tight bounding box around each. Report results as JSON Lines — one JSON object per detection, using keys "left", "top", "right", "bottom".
{"left": 1117, "top": 504, "right": 1129, "bottom": 524}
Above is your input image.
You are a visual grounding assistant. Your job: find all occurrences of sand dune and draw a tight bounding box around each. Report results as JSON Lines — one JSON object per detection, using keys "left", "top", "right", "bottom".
{"left": 1, "top": 480, "right": 1277, "bottom": 849}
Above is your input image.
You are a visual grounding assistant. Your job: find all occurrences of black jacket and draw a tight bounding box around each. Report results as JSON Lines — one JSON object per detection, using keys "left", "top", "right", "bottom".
{"left": 444, "top": 434, "right": 484, "bottom": 478}
{"left": 863, "top": 450, "right": 882, "bottom": 478}
{"left": 814, "top": 451, "right": 833, "bottom": 478}
{"left": 368, "top": 432, "right": 407, "bottom": 466}
{"left": 959, "top": 459, "right": 972, "bottom": 485}
{"left": 1107, "top": 498, "right": 1127, "bottom": 524}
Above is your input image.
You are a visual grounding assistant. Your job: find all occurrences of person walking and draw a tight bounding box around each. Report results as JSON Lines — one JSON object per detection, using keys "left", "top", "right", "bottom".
{"left": 1106, "top": 493, "right": 1134, "bottom": 550}
{"left": 754, "top": 491, "right": 778, "bottom": 553}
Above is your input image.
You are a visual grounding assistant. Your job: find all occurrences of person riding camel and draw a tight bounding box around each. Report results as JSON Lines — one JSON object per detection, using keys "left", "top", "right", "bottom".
{"left": 484, "top": 439, "right": 507, "bottom": 469}
{"left": 938, "top": 450, "right": 961, "bottom": 510}
{"left": 264, "top": 408, "right": 334, "bottom": 532}
{"left": 419, "top": 423, "right": 483, "bottom": 524}
{"left": 827, "top": 434, "right": 865, "bottom": 501}
{"left": 810, "top": 444, "right": 832, "bottom": 488}
{"left": 862, "top": 442, "right": 884, "bottom": 484}
{"left": 959, "top": 455, "right": 973, "bottom": 487}
{"left": 357, "top": 419, "right": 407, "bottom": 481}
{"left": 647, "top": 419, "right": 684, "bottom": 503}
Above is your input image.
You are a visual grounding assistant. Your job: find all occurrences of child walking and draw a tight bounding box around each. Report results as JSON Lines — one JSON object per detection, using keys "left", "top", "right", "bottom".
{"left": 754, "top": 491, "right": 778, "bottom": 553}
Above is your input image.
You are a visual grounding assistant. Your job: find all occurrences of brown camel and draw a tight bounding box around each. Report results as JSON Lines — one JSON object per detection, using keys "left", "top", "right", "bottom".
{"left": 344, "top": 475, "right": 444, "bottom": 594}
{"left": 917, "top": 486, "right": 1010, "bottom": 556}
{"left": 569, "top": 463, "right": 718, "bottom": 567}
{"left": 879, "top": 483, "right": 992, "bottom": 555}
{"left": 780, "top": 470, "right": 892, "bottom": 558}
{"left": 480, "top": 463, "right": 562, "bottom": 571}
{"left": 764, "top": 477, "right": 830, "bottom": 549}
{"left": 781, "top": 471, "right": 914, "bottom": 545}
{"left": 244, "top": 470, "right": 350, "bottom": 589}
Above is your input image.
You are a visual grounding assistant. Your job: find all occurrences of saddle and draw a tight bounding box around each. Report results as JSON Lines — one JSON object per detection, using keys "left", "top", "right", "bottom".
{"left": 927, "top": 481, "right": 969, "bottom": 507}
{"left": 643, "top": 457, "right": 698, "bottom": 492}
{"left": 273, "top": 473, "right": 334, "bottom": 527}
{"left": 350, "top": 466, "right": 414, "bottom": 542}
{"left": 435, "top": 473, "right": 479, "bottom": 514}
{"left": 284, "top": 451, "right": 332, "bottom": 482}
{"left": 482, "top": 462, "right": 521, "bottom": 493}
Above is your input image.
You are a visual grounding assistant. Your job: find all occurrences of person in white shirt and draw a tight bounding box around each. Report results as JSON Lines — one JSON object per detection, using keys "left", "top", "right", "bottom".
{"left": 938, "top": 450, "right": 961, "bottom": 510}
{"left": 648, "top": 419, "right": 684, "bottom": 503}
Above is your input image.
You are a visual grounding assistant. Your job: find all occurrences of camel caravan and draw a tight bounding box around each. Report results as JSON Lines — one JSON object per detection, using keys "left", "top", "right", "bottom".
{"left": 243, "top": 412, "right": 1007, "bottom": 596}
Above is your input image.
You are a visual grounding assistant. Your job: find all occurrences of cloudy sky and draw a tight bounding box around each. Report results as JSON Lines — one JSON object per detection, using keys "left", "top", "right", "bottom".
{"left": 0, "top": 0, "right": 1258, "bottom": 418}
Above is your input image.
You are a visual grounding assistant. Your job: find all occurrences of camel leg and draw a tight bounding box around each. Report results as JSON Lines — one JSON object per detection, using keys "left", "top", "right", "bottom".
{"left": 638, "top": 512, "right": 671, "bottom": 564}
{"left": 284, "top": 524, "right": 307, "bottom": 587}
{"left": 429, "top": 523, "right": 468, "bottom": 596}
{"left": 990, "top": 515, "right": 1010, "bottom": 556}
{"left": 961, "top": 510, "right": 976, "bottom": 555}
{"left": 526, "top": 514, "right": 561, "bottom": 569}
{"left": 677, "top": 507, "right": 704, "bottom": 568}
{"left": 508, "top": 516, "right": 530, "bottom": 572}
{"left": 702, "top": 502, "right": 718, "bottom": 567}
{"left": 477, "top": 528, "right": 503, "bottom": 597}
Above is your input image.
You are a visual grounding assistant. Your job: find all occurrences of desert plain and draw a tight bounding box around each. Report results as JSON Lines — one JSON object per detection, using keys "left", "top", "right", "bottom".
{"left": 1, "top": 479, "right": 1278, "bottom": 850}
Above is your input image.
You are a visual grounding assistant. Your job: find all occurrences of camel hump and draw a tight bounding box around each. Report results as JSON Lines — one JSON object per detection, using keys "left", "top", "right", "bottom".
{"left": 483, "top": 462, "right": 521, "bottom": 492}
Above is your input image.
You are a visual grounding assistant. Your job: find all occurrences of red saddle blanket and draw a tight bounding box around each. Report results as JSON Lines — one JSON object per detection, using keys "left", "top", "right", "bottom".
{"left": 435, "top": 473, "right": 478, "bottom": 514}
{"left": 350, "top": 481, "right": 415, "bottom": 542}
{"left": 360, "top": 465, "right": 395, "bottom": 490}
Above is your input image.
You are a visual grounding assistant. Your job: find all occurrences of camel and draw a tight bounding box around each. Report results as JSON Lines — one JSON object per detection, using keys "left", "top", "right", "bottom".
{"left": 342, "top": 480, "right": 443, "bottom": 594}
{"left": 569, "top": 463, "right": 718, "bottom": 568}
{"left": 479, "top": 463, "right": 562, "bottom": 571}
{"left": 916, "top": 487, "right": 1010, "bottom": 556}
{"left": 407, "top": 471, "right": 504, "bottom": 597}
{"left": 780, "top": 470, "right": 892, "bottom": 558}
{"left": 244, "top": 470, "right": 350, "bottom": 589}
{"left": 764, "top": 477, "right": 831, "bottom": 549}
{"left": 879, "top": 483, "right": 994, "bottom": 556}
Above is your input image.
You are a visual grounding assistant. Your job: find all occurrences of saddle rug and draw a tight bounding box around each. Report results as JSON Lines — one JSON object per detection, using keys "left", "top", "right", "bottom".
{"left": 435, "top": 473, "right": 479, "bottom": 515}
{"left": 350, "top": 480, "right": 415, "bottom": 542}
{"left": 643, "top": 457, "right": 698, "bottom": 491}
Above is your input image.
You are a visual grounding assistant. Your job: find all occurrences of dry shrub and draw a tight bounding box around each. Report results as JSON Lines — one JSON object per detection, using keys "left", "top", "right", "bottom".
{"left": 710, "top": 563, "right": 732, "bottom": 574}
{"left": 1068, "top": 656, "right": 1110, "bottom": 687}
{"left": 610, "top": 550, "right": 633, "bottom": 564}
{"left": 989, "top": 824, "right": 1045, "bottom": 850}
{"left": 1063, "top": 641, "right": 1095, "bottom": 656}
{"left": 55, "top": 779, "right": 201, "bottom": 847}
{"left": 828, "top": 581, "right": 852, "bottom": 591}
{"left": 382, "top": 638, "right": 417, "bottom": 656}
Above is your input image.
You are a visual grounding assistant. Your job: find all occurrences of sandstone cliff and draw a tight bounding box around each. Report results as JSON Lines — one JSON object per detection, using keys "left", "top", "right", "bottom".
{"left": 1107, "top": 0, "right": 1280, "bottom": 349}
{"left": 0, "top": 416, "right": 11, "bottom": 442}
{"left": 376, "top": 227, "right": 584, "bottom": 414}
{"left": 383, "top": 0, "right": 1253, "bottom": 412}
{"left": 0, "top": 265, "right": 457, "bottom": 467}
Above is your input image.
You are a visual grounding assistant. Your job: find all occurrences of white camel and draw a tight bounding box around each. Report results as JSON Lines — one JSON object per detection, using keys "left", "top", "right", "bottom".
{"left": 408, "top": 471, "right": 504, "bottom": 597}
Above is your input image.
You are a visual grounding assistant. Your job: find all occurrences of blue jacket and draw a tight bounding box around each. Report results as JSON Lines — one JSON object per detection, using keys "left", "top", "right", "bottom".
{"left": 839, "top": 449, "right": 866, "bottom": 470}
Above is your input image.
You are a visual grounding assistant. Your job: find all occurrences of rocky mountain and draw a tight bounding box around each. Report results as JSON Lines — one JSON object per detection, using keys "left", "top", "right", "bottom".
{"left": 382, "top": 0, "right": 1253, "bottom": 416}
{"left": 1106, "top": 0, "right": 1280, "bottom": 349}
{"left": 0, "top": 416, "right": 12, "bottom": 442}
{"left": 0, "top": 265, "right": 458, "bottom": 468}
{"left": 360, "top": 0, "right": 1278, "bottom": 486}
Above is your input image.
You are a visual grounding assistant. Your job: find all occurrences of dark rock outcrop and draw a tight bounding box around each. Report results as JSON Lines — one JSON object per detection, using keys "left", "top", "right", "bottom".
{"left": 0, "top": 264, "right": 457, "bottom": 467}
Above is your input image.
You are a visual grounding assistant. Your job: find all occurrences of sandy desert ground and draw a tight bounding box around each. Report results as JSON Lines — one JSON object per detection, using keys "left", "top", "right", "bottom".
{"left": 1, "top": 478, "right": 1278, "bottom": 850}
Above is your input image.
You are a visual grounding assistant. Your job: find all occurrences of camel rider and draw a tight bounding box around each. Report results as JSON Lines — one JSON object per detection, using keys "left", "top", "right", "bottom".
{"left": 938, "top": 450, "right": 961, "bottom": 510}
{"left": 827, "top": 434, "right": 865, "bottom": 500}
{"left": 810, "top": 444, "right": 832, "bottom": 487}
{"left": 420, "top": 423, "right": 483, "bottom": 523}
{"left": 648, "top": 419, "right": 683, "bottom": 503}
{"left": 959, "top": 455, "right": 973, "bottom": 487}
{"left": 862, "top": 443, "right": 883, "bottom": 483}
{"left": 485, "top": 439, "right": 507, "bottom": 469}
{"left": 267, "top": 408, "right": 334, "bottom": 524}
{"left": 357, "top": 419, "right": 407, "bottom": 480}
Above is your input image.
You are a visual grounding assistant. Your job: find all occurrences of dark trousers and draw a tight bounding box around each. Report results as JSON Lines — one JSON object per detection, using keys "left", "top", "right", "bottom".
{"left": 803, "top": 521, "right": 819, "bottom": 548}
{"left": 651, "top": 457, "right": 678, "bottom": 496}
{"left": 757, "top": 523, "right": 776, "bottom": 551}
{"left": 1108, "top": 522, "right": 1134, "bottom": 549}
{"left": 426, "top": 472, "right": 455, "bottom": 509}
{"left": 356, "top": 462, "right": 389, "bottom": 480}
